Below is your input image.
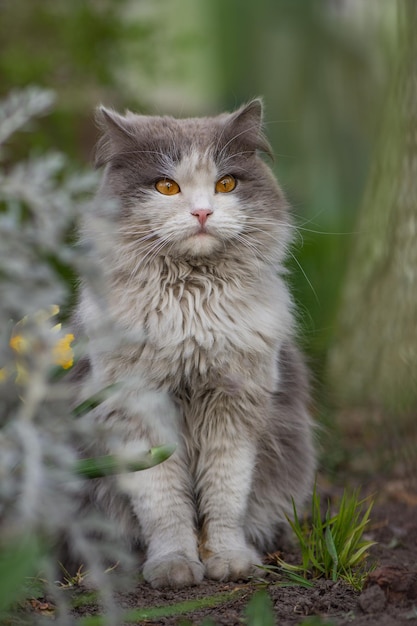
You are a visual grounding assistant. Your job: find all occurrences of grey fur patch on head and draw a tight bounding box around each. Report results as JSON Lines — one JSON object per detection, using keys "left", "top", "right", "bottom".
{"left": 94, "top": 99, "right": 273, "bottom": 170}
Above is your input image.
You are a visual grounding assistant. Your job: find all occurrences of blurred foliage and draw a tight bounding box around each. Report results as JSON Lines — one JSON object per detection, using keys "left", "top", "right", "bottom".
{"left": 0, "top": 0, "right": 215, "bottom": 160}
{"left": 211, "top": 0, "right": 396, "bottom": 215}
{"left": 0, "top": 88, "right": 127, "bottom": 625}
{"left": 209, "top": 0, "right": 397, "bottom": 371}
{"left": 0, "top": 1, "right": 117, "bottom": 87}
{"left": 0, "top": 0, "right": 129, "bottom": 160}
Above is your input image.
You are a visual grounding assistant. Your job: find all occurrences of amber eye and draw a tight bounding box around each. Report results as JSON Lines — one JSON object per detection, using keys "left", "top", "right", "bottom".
{"left": 155, "top": 179, "right": 180, "bottom": 195}
{"left": 215, "top": 175, "right": 236, "bottom": 193}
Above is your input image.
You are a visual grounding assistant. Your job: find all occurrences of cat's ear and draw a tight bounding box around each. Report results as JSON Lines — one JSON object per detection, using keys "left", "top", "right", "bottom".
{"left": 223, "top": 99, "right": 273, "bottom": 158}
{"left": 94, "top": 106, "right": 139, "bottom": 168}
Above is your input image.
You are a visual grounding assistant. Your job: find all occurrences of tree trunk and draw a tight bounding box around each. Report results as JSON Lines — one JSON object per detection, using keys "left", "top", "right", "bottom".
{"left": 327, "top": 0, "right": 417, "bottom": 414}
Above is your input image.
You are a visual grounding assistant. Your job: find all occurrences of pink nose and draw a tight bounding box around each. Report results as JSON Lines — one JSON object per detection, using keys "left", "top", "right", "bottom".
{"left": 191, "top": 209, "right": 213, "bottom": 226}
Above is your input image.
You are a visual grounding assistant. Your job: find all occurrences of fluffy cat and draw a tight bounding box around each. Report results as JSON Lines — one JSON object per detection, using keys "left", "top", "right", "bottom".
{"left": 75, "top": 99, "right": 315, "bottom": 589}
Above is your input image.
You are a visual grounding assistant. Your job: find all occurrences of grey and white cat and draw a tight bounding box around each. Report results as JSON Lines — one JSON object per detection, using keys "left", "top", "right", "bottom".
{"left": 76, "top": 99, "right": 315, "bottom": 588}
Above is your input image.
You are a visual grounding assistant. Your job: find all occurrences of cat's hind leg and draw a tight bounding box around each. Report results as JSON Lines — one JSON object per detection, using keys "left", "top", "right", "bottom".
{"left": 244, "top": 345, "right": 316, "bottom": 554}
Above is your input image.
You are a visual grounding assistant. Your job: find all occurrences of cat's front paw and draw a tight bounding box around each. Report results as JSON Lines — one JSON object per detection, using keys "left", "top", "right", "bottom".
{"left": 203, "top": 547, "right": 262, "bottom": 582}
{"left": 143, "top": 552, "right": 205, "bottom": 589}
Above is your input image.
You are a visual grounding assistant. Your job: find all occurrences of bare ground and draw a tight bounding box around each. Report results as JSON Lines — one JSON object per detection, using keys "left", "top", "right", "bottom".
{"left": 66, "top": 477, "right": 417, "bottom": 626}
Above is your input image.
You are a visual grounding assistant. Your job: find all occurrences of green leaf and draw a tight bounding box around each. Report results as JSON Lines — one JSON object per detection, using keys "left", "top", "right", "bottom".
{"left": 244, "top": 589, "right": 275, "bottom": 626}
{"left": 0, "top": 535, "right": 42, "bottom": 612}
{"left": 73, "top": 444, "right": 177, "bottom": 479}
{"left": 71, "top": 383, "right": 122, "bottom": 418}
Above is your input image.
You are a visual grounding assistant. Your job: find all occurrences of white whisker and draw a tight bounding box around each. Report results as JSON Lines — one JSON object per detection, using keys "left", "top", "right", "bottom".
{"left": 288, "top": 250, "right": 319, "bottom": 304}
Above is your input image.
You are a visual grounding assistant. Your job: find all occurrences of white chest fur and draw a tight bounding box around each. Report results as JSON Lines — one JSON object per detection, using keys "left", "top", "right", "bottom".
{"left": 82, "top": 257, "right": 293, "bottom": 390}
{"left": 83, "top": 254, "right": 292, "bottom": 388}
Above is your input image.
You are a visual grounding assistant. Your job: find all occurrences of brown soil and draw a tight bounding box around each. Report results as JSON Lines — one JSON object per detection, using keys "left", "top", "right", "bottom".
{"left": 69, "top": 478, "right": 417, "bottom": 626}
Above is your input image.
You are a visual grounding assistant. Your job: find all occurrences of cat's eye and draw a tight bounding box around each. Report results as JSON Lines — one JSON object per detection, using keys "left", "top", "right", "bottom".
{"left": 155, "top": 179, "right": 180, "bottom": 195}
{"left": 215, "top": 175, "right": 236, "bottom": 193}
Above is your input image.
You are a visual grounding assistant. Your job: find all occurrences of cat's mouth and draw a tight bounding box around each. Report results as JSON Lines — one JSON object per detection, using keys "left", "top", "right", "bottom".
{"left": 192, "top": 224, "right": 213, "bottom": 237}
{"left": 176, "top": 225, "right": 220, "bottom": 257}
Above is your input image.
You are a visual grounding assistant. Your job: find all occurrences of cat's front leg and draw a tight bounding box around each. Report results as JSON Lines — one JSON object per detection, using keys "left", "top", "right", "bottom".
{"left": 130, "top": 453, "right": 204, "bottom": 588}
{"left": 108, "top": 390, "right": 204, "bottom": 588}
{"left": 195, "top": 405, "right": 263, "bottom": 581}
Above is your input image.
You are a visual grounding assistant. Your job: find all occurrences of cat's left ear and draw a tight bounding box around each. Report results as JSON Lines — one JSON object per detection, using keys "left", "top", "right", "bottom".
{"left": 94, "top": 106, "right": 141, "bottom": 168}
{"left": 223, "top": 99, "right": 273, "bottom": 158}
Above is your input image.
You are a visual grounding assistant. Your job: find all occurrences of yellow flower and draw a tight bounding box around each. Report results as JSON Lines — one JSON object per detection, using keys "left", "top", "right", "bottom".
{"left": 10, "top": 334, "right": 30, "bottom": 354}
{"left": 5, "top": 307, "right": 75, "bottom": 384}
{"left": 52, "top": 333, "right": 75, "bottom": 370}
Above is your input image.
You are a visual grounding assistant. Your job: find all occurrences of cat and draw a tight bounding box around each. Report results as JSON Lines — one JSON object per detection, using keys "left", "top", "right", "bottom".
{"left": 75, "top": 99, "right": 316, "bottom": 589}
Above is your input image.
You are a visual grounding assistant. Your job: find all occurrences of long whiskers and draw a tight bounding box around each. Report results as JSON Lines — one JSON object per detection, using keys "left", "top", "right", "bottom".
{"left": 125, "top": 235, "right": 172, "bottom": 286}
{"left": 229, "top": 231, "right": 278, "bottom": 276}
{"left": 113, "top": 211, "right": 321, "bottom": 303}
{"left": 243, "top": 215, "right": 358, "bottom": 237}
{"left": 288, "top": 250, "right": 319, "bottom": 305}
{"left": 240, "top": 219, "right": 319, "bottom": 300}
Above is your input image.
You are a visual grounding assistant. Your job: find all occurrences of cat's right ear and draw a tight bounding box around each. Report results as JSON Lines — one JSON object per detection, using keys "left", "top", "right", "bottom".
{"left": 221, "top": 99, "right": 273, "bottom": 159}
{"left": 94, "top": 106, "right": 137, "bottom": 168}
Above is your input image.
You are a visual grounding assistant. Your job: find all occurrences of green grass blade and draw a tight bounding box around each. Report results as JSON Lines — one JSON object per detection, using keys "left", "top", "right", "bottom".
{"left": 307, "top": 551, "right": 326, "bottom": 576}
{"left": 325, "top": 525, "right": 339, "bottom": 581}
{"left": 280, "top": 570, "right": 314, "bottom": 588}
{"left": 348, "top": 542, "right": 376, "bottom": 567}
{"left": 266, "top": 562, "right": 314, "bottom": 588}
{"left": 79, "top": 590, "right": 246, "bottom": 625}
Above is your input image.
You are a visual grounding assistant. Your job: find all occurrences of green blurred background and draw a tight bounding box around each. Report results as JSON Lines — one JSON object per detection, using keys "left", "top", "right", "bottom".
{"left": 0, "top": 0, "right": 398, "bottom": 382}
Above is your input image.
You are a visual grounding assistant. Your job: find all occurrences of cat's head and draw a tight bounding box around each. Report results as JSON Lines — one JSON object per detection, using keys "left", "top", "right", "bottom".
{"left": 94, "top": 100, "right": 291, "bottom": 264}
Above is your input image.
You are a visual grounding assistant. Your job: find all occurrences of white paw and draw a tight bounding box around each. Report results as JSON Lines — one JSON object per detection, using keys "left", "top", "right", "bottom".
{"left": 203, "top": 547, "right": 263, "bottom": 581}
{"left": 143, "top": 552, "right": 205, "bottom": 588}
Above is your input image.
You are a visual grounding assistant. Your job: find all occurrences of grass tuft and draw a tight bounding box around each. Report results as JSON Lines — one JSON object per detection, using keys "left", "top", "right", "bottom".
{"left": 278, "top": 485, "right": 376, "bottom": 590}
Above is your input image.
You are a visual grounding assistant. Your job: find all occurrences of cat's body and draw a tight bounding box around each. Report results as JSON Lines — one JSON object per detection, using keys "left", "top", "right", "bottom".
{"left": 76, "top": 100, "right": 315, "bottom": 588}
